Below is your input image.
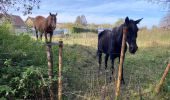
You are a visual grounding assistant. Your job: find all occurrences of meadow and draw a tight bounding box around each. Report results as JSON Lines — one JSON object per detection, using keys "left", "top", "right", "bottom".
{"left": 53, "top": 28, "right": 170, "bottom": 99}
{"left": 0, "top": 23, "right": 170, "bottom": 99}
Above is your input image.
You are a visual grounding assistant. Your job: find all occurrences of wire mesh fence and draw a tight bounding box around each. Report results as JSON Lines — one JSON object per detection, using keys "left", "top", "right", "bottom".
{"left": 0, "top": 30, "right": 170, "bottom": 99}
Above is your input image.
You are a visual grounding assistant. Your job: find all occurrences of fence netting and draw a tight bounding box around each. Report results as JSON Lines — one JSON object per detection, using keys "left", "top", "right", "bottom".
{"left": 0, "top": 31, "right": 170, "bottom": 100}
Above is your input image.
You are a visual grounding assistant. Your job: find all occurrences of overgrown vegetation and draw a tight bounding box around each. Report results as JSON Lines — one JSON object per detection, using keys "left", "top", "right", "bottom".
{"left": 0, "top": 23, "right": 170, "bottom": 99}
{"left": 70, "top": 26, "right": 97, "bottom": 33}
{"left": 54, "top": 27, "right": 170, "bottom": 99}
{"left": 0, "top": 24, "right": 88, "bottom": 99}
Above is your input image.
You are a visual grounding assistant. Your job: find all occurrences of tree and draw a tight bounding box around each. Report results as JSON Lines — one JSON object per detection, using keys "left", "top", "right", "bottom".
{"left": 160, "top": 13, "right": 170, "bottom": 29}
{"left": 75, "top": 16, "right": 81, "bottom": 25}
{"left": 147, "top": 0, "right": 170, "bottom": 29}
{"left": 75, "top": 15, "right": 87, "bottom": 26}
{"left": 148, "top": 0, "right": 170, "bottom": 10}
{"left": 80, "top": 15, "right": 87, "bottom": 26}
{"left": 113, "top": 18, "right": 124, "bottom": 27}
{"left": 0, "top": 0, "right": 40, "bottom": 15}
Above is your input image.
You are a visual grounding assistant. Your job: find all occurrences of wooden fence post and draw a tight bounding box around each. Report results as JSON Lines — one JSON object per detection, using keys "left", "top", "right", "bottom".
{"left": 115, "top": 26, "right": 127, "bottom": 99}
{"left": 46, "top": 43, "right": 54, "bottom": 100}
{"left": 58, "top": 41, "right": 63, "bottom": 100}
{"left": 155, "top": 64, "right": 170, "bottom": 94}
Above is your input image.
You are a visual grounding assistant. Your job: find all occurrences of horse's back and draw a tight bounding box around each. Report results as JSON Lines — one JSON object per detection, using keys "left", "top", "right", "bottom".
{"left": 34, "top": 16, "right": 46, "bottom": 22}
{"left": 98, "top": 30, "right": 112, "bottom": 54}
{"left": 34, "top": 16, "right": 46, "bottom": 30}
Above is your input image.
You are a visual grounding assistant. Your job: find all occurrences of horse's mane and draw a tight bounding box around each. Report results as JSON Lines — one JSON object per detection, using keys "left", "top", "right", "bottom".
{"left": 98, "top": 23, "right": 126, "bottom": 40}
{"left": 45, "top": 15, "right": 52, "bottom": 27}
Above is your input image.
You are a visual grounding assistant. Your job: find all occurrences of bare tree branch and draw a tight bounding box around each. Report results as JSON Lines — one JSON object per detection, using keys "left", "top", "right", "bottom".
{"left": 0, "top": 0, "right": 41, "bottom": 15}
{"left": 147, "top": 0, "right": 170, "bottom": 10}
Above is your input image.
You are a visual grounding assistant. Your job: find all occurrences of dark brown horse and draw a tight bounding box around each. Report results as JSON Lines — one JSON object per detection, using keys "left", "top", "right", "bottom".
{"left": 34, "top": 12, "right": 57, "bottom": 43}
{"left": 97, "top": 17, "right": 142, "bottom": 84}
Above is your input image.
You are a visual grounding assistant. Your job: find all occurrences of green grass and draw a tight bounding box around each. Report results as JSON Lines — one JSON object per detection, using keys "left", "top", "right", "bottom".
{"left": 0, "top": 23, "right": 170, "bottom": 99}
{"left": 52, "top": 29, "right": 170, "bottom": 99}
{"left": 0, "top": 24, "right": 88, "bottom": 99}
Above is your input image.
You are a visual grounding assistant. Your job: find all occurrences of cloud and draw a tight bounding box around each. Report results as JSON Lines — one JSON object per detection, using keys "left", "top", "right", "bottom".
{"left": 8, "top": 0, "right": 166, "bottom": 27}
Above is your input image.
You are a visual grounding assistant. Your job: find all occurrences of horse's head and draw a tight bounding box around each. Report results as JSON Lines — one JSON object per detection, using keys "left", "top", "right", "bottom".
{"left": 48, "top": 12, "right": 57, "bottom": 30}
{"left": 124, "top": 17, "right": 143, "bottom": 54}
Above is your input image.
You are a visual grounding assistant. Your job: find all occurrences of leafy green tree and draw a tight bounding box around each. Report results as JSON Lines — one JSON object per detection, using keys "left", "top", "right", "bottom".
{"left": 113, "top": 18, "right": 124, "bottom": 27}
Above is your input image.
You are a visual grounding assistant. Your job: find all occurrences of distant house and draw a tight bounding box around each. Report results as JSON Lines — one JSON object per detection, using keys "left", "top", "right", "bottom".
{"left": 0, "top": 13, "right": 27, "bottom": 33}
{"left": 11, "top": 15, "right": 26, "bottom": 28}
{"left": 25, "top": 16, "right": 34, "bottom": 28}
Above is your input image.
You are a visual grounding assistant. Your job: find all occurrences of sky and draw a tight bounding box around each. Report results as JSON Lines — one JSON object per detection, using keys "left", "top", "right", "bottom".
{"left": 10, "top": 0, "right": 167, "bottom": 28}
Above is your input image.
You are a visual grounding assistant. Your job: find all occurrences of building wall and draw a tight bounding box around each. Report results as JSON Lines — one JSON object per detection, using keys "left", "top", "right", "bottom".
{"left": 25, "top": 18, "right": 34, "bottom": 28}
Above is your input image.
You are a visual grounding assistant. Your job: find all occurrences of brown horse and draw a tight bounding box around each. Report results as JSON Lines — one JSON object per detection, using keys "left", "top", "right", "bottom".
{"left": 34, "top": 12, "right": 57, "bottom": 43}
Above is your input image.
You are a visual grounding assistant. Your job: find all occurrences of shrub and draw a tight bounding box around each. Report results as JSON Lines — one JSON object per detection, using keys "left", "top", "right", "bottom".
{"left": 70, "top": 26, "right": 97, "bottom": 33}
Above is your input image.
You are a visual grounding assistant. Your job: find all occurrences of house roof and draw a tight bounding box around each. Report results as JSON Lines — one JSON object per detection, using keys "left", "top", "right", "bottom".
{"left": 0, "top": 13, "right": 25, "bottom": 27}
{"left": 11, "top": 15, "right": 25, "bottom": 27}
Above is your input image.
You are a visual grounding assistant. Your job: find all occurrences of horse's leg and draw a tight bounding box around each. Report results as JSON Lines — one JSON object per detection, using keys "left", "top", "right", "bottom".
{"left": 35, "top": 29, "right": 38, "bottom": 40}
{"left": 104, "top": 54, "right": 109, "bottom": 70}
{"left": 98, "top": 50, "right": 102, "bottom": 73}
{"left": 50, "top": 32, "right": 53, "bottom": 43}
{"left": 45, "top": 33, "right": 48, "bottom": 43}
{"left": 111, "top": 59, "right": 115, "bottom": 75}
{"left": 40, "top": 33, "right": 43, "bottom": 41}
{"left": 110, "top": 58, "right": 115, "bottom": 82}
{"left": 119, "top": 56, "right": 125, "bottom": 84}
{"left": 104, "top": 54, "right": 109, "bottom": 83}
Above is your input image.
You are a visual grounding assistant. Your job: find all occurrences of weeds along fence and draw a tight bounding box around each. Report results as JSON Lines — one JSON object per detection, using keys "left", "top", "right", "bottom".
{"left": 1, "top": 29, "right": 170, "bottom": 99}
{"left": 0, "top": 33, "right": 145, "bottom": 99}
{"left": 0, "top": 26, "right": 63, "bottom": 99}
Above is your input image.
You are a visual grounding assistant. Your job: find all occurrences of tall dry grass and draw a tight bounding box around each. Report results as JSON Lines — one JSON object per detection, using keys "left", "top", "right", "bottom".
{"left": 52, "top": 29, "right": 170, "bottom": 99}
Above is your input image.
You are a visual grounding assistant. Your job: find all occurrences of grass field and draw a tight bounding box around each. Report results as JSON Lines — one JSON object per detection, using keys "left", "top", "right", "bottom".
{"left": 0, "top": 24, "right": 169, "bottom": 99}
{"left": 53, "top": 29, "right": 170, "bottom": 99}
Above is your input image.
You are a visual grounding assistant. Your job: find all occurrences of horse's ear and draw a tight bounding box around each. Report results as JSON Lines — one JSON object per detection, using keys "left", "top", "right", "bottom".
{"left": 135, "top": 18, "right": 143, "bottom": 24}
{"left": 125, "top": 17, "right": 130, "bottom": 24}
{"left": 49, "top": 12, "right": 52, "bottom": 16}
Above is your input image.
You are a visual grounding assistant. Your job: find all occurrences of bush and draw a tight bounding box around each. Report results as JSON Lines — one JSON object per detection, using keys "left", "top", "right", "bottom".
{"left": 0, "top": 23, "right": 50, "bottom": 99}
{"left": 70, "top": 26, "right": 97, "bottom": 33}
{"left": 0, "top": 24, "right": 89, "bottom": 99}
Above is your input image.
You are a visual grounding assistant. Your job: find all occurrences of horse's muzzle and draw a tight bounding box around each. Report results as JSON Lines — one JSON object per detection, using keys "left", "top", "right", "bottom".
{"left": 129, "top": 45, "right": 138, "bottom": 54}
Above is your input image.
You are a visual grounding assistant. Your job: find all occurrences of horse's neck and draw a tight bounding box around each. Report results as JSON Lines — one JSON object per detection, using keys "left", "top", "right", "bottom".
{"left": 114, "top": 25, "right": 123, "bottom": 44}
{"left": 45, "top": 16, "right": 51, "bottom": 27}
